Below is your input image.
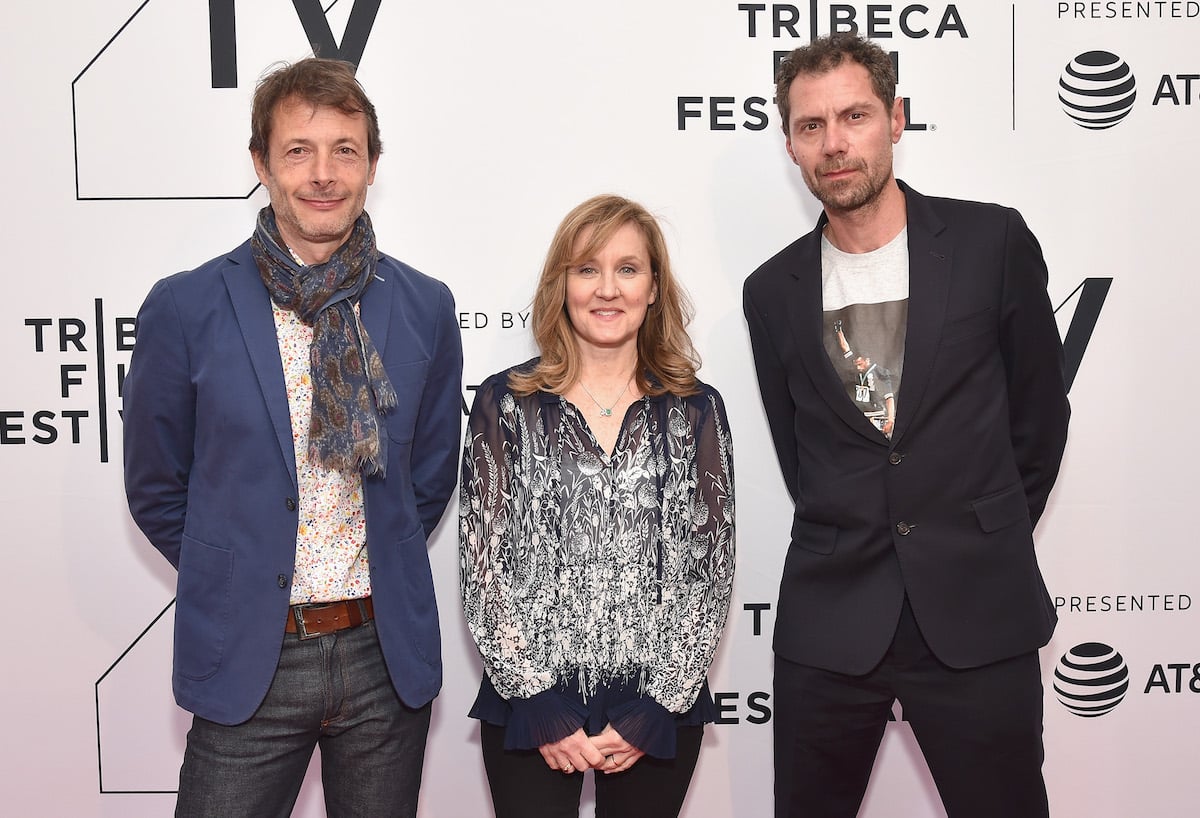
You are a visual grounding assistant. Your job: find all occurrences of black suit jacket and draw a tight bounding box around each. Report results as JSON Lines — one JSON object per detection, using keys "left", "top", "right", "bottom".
{"left": 743, "top": 182, "right": 1070, "bottom": 674}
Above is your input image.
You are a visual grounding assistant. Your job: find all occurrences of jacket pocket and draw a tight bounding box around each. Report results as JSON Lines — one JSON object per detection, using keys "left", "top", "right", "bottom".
{"left": 971, "top": 484, "right": 1031, "bottom": 533}
{"left": 791, "top": 517, "right": 838, "bottom": 555}
{"left": 382, "top": 360, "right": 430, "bottom": 444}
{"left": 941, "top": 306, "right": 996, "bottom": 345}
{"left": 174, "top": 535, "right": 233, "bottom": 680}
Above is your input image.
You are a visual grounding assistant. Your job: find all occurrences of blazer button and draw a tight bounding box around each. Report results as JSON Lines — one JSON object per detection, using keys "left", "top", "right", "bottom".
{"left": 277, "top": 574, "right": 288, "bottom": 589}
{"left": 889, "top": 452, "right": 903, "bottom": 465}
{"left": 285, "top": 497, "right": 297, "bottom": 511}
{"left": 896, "top": 521, "right": 912, "bottom": 536}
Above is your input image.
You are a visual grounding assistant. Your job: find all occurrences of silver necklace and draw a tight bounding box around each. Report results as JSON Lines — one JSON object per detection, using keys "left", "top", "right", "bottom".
{"left": 579, "top": 377, "right": 632, "bottom": 417}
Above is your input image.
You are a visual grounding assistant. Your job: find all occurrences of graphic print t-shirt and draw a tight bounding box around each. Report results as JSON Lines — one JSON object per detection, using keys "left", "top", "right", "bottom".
{"left": 821, "top": 227, "right": 909, "bottom": 437}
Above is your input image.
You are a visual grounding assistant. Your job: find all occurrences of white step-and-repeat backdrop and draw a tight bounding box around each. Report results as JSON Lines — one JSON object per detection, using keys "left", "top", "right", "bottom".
{"left": 2, "top": 1, "right": 1196, "bottom": 815}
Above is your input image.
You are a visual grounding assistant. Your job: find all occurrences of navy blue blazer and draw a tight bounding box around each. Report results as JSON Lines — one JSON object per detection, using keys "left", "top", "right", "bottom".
{"left": 743, "top": 182, "right": 1070, "bottom": 674}
{"left": 124, "top": 239, "right": 463, "bottom": 724}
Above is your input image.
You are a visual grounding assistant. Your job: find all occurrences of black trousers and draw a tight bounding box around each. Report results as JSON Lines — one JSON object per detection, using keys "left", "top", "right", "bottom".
{"left": 480, "top": 722, "right": 704, "bottom": 818}
{"left": 774, "top": 600, "right": 1049, "bottom": 818}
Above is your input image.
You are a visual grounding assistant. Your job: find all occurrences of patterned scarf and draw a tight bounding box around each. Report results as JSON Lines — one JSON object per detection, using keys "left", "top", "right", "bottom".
{"left": 251, "top": 207, "right": 396, "bottom": 476}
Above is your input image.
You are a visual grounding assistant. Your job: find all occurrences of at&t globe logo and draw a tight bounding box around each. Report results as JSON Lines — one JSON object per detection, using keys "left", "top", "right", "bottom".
{"left": 1054, "top": 642, "right": 1130, "bottom": 717}
{"left": 1059, "top": 51, "right": 1137, "bottom": 130}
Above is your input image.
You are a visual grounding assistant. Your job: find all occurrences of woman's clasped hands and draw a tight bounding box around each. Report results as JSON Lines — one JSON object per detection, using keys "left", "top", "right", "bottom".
{"left": 538, "top": 725, "right": 646, "bottom": 776}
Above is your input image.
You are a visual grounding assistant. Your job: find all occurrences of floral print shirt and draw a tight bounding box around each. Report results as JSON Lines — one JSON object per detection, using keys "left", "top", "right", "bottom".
{"left": 272, "top": 300, "right": 370, "bottom": 604}
{"left": 459, "top": 363, "right": 735, "bottom": 757}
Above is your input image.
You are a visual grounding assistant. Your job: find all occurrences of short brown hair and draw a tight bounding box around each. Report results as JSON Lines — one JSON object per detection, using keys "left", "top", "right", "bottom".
{"left": 249, "top": 57, "right": 382, "bottom": 161}
{"left": 509, "top": 195, "right": 700, "bottom": 398}
{"left": 775, "top": 33, "right": 896, "bottom": 134}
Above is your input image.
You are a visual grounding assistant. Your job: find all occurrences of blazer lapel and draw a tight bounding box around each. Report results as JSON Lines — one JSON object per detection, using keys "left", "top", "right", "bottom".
{"left": 222, "top": 242, "right": 299, "bottom": 489}
{"left": 891, "top": 182, "right": 952, "bottom": 445}
{"left": 787, "top": 221, "right": 885, "bottom": 441}
{"left": 359, "top": 255, "right": 392, "bottom": 356}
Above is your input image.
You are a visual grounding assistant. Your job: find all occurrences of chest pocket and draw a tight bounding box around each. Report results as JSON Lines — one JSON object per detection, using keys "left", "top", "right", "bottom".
{"left": 940, "top": 306, "right": 996, "bottom": 346}
{"left": 383, "top": 360, "right": 429, "bottom": 444}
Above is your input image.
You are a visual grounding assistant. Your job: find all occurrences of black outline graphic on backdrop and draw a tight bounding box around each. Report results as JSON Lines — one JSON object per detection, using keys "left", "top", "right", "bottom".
{"left": 95, "top": 600, "right": 176, "bottom": 794}
{"left": 72, "top": 0, "right": 379, "bottom": 201}
{"left": 1056, "top": 278, "right": 1111, "bottom": 391}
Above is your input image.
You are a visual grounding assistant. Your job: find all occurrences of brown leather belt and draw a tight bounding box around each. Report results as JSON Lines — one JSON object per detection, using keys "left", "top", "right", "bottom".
{"left": 285, "top": 596, "right": 374, "bottom": 640}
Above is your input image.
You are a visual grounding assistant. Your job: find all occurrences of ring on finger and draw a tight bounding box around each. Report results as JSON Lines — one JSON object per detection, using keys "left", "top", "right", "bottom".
{"left": 563, "top": 763, "right": 574, "bottom": 773}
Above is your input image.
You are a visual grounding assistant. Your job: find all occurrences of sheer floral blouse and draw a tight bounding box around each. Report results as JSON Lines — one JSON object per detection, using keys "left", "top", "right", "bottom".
{"left": 459, "top": 362, "right": 735, "bottom": 759}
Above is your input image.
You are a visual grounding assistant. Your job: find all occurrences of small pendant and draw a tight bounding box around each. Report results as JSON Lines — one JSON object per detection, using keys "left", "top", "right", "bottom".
{"left": 599, "top": 408, "right": 612, "bottom": 417}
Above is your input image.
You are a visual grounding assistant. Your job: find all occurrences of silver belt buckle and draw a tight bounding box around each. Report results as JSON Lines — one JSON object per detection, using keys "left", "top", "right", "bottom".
{"left": 292, "top": 604, "right": 320, "bottom": 640}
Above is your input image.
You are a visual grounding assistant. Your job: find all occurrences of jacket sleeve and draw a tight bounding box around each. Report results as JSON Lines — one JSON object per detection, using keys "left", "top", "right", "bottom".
{"left": 999, "top": 208, "right": 1071, "bottom": 528}
{"left": 744, "top": 278, "right": 800, "bottom": 503}
{"left": 411, "top": 282, "right": 464, "bottom": 540}
{"left": 122, "top": 277, "right": 195, "bottom": 569}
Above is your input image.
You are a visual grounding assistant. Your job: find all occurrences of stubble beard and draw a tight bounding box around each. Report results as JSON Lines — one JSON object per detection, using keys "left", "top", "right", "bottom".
{"left": 274, "top": 192, "right": 364, "bottom": 251}
{"left": 805, "top": 159, "right": 891, "bottom": 215}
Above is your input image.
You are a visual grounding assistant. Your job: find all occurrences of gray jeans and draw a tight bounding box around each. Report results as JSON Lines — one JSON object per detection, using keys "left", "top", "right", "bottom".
{"left": 176, "top": 620, "right": 431, "bottom": 818}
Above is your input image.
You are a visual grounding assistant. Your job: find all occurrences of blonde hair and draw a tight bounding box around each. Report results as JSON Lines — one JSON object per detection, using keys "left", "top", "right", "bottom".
{"left": 509, "top": 194, "right": 700, "bottom": 397}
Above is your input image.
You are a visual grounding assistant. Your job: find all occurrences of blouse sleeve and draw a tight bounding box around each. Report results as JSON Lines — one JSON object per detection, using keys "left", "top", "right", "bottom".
{"left": 644, "top": 388, "right": 736, "bottom": 716}
{"left": 459, "top": 378, "right": 586, "bottom": 747}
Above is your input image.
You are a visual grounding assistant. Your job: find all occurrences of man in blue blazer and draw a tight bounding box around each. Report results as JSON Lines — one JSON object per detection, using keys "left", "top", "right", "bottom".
{"left": 123, "top": 58, "right": 462, "bottom": 818}
{"left": 743, "top": 35, "right": 1070, "bottom": 818}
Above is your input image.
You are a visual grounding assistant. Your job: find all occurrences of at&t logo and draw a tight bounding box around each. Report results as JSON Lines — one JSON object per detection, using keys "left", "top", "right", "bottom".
{"left": 1058, "top": 51, "right": 1137, "bottom": 129}
{"left": 1053, "top": 642, "right": 1130, "bottom": 717}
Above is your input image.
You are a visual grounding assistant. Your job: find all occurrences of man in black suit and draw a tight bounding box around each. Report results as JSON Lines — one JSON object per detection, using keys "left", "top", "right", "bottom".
{"left": 743, "top": 34, "right": 1070, "bottom": 818}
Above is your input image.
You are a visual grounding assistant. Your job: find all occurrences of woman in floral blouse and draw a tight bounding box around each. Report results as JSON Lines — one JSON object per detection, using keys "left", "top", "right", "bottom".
{"left": 459, "top": 195, "right": 735, "bottom": 818}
